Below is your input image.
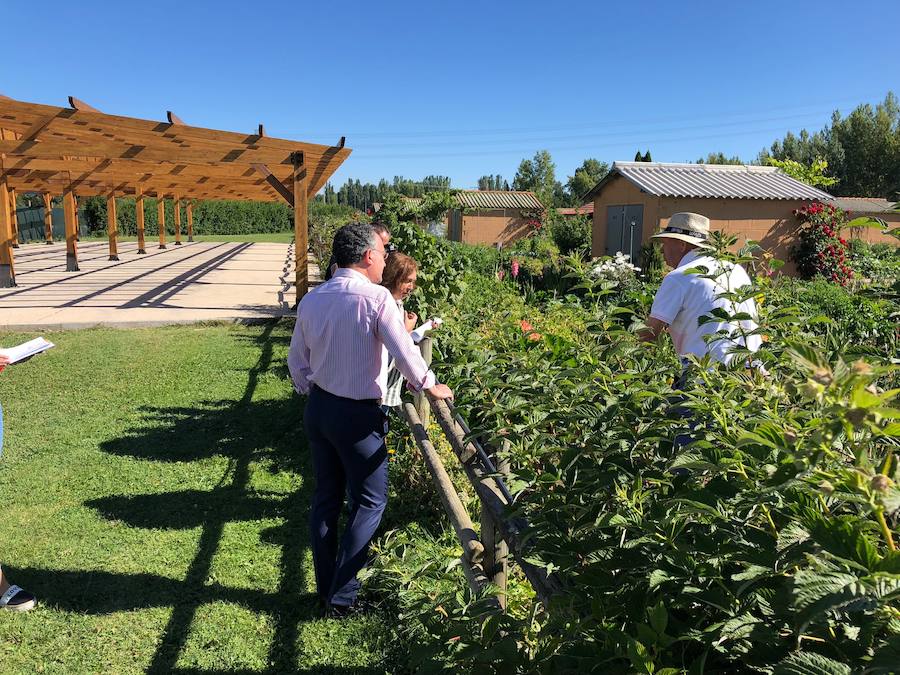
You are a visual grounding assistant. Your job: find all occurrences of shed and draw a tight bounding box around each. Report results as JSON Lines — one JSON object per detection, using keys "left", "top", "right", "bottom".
{"left": 446, "top": 190, "right": 543, "bottom": 245}
{"left": 582, "top": 161, "right": 841, "bottom": 271}
{"left": 825, "top": 197, "right": 900, "bottom": 246}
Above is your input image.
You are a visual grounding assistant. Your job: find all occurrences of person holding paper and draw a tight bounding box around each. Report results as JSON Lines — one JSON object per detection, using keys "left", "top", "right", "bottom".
{"left": 380, "top": 252, "right": 439, "bottom": 409}
{"left": 0, "top": 354, "right": 37, "bottom": 612}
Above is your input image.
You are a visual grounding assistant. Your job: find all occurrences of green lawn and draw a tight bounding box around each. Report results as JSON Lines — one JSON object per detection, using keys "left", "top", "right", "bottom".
{"left": 0, "top": 322, "right": 396, "bottom": 674}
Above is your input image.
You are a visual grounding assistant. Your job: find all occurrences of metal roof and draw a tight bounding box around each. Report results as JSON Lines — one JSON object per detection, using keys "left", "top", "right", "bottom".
{"left": 583, "top": 162, "right": 834, "bottom": 202}
{"left": 826, "top": 197, "right": 897, "bottom": 214}
{"left": 456, "top": 190, "right": 543, "bottom": 210}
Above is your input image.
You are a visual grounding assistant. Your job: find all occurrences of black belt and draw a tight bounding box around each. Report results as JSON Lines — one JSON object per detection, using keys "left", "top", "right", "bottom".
{"left": 310, "top": 383, "right": 381, "bottom": 406}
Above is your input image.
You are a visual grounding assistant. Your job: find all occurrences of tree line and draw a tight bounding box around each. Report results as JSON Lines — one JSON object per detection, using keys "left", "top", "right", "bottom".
{"left": 316, "top": 92, "right": 900, "bottom": 210}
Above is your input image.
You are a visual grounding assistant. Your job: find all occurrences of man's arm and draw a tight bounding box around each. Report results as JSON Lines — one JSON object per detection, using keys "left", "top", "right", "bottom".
{"left": 639, "top": 317, "right": 669, "bottom": 343}
{"left": 287, "top": 314, "right": 312, "bottom": 394}
{"left": 377, "top": 299, "right": 452, "bottom": 399}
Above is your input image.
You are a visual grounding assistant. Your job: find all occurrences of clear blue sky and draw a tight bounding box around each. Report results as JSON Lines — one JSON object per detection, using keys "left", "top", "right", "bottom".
{"left": 5, "top": 0, "right": 899, "bottom": 192}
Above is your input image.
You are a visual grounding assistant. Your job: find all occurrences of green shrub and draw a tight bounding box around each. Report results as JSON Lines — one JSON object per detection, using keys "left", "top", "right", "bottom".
{"left": 549, "top": 213, "right": 590, "bottom": 256}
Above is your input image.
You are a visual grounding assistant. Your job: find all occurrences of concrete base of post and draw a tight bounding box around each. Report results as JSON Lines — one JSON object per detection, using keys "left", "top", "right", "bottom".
{"left": 158, "top": 244, "right": 167, "bottom": 249}
{"left": 66, "top": 254, "right": 79, "bottom": 272}
{"left": 45, "top": 240, "right": 53, "bottom": 245}
{"left": 175, "top": 241, "right": 182, "bottom": 245}
{"left": 108, "top": 255, "right": 119, "bottom": 261}
{"left": 0, "top": 265, "right": 16, "bottom": 287}
{"left": 137, "top": 248, "right": 146, "bottom": 255}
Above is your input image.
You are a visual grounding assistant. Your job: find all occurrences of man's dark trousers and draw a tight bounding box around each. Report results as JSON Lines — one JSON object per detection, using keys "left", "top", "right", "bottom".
{"left": 304, "top": 385, "right": 389, "bottom": 608}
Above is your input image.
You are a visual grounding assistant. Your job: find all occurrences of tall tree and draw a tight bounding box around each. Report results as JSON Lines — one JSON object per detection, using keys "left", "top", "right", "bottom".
{"left": 477, "top": 174, "right": 507, "bottom": 191}
{"left": 759, "top": 92, "right": 900, "bottom": 198}
{"left": 513, "top": 150, "right": 563, "bottom": 206}
{"left": 696, "top": 152, "right": 743, "bottom": 165}
{"left": 566, "top": 158, "right": 610, "bottom": 204}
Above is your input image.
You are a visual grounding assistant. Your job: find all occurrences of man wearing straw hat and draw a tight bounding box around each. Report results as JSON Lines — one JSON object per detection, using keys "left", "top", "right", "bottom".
{"left": 639, "top": 212, "right": 761, "bottom": 377}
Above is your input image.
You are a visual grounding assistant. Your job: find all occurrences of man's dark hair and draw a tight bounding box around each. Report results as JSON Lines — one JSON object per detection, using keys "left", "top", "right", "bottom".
{"left": 372, "top": 222, "right": 391, "bottom": 237}
{"left": 332, "top": 222, "right": 378, "bottom": 267}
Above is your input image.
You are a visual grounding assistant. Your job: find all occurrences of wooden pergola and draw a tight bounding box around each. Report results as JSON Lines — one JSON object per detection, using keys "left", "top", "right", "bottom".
{"left": 0, "top": 95, "right": 351, "bottom": 298}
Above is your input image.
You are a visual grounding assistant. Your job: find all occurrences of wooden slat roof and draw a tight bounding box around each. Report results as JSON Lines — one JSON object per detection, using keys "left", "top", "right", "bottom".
{"left": 0, "top": 96, "right": 351, "bottom": 202}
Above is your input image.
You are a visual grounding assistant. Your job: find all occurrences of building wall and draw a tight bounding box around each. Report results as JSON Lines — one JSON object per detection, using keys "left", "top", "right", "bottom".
{"left": 461, "top": 208, "right": 533, "bottom": 245}
{"left": 591, "top": 174, "right": 899, "bottom": 274}
{"left": 591, "top": 177, "right": 659, "bottom": 257}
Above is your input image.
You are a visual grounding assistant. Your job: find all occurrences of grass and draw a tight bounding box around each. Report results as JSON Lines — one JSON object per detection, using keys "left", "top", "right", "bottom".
{"left": 0, "top": 322, "right": 398, "bottom": 674}
{"left": 83, "top": 232, "right": 296, "bottom": 243}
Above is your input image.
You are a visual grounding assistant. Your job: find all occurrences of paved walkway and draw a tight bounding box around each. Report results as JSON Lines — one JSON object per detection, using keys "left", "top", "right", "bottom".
{"left": 0, "top": 240, "right": 313, "bottom": 329}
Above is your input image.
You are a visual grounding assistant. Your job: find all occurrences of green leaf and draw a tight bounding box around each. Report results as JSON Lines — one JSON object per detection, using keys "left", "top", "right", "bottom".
{"left": 773, "top": 651, "right": 851, "bottom": 675}
{"left": 648, "top": 601, "right": 667, "bottom": 635}
{"left": 627, "top": 639, "right": 654, "bottom": 675}
{"left": 792, "top": 569, "right": 868, "bottom": 628}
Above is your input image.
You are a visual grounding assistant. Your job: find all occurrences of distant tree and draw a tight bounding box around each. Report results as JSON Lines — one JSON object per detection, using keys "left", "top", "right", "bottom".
{"left": 513, "top": 150, "right": 564, "bottom": 207}
{"left": 697, "top": 152, "right": 744, "bottom": 165}
{"left": 566, "top": 158, "right": 609, "bottom": 204}
{"left": 759, "top": 92, "right": 900, "bottom": 198}
{"left": 642, "top": 150, "right": 652, "bottom": 162}
{"left": 477, "top": 174, "right": 507, "bottom": 191}
{"left": 764, "top": 157, "right": 838, "bottom": 189}
{"left": 634, "top": 150, "right": 643, "bottom": 162}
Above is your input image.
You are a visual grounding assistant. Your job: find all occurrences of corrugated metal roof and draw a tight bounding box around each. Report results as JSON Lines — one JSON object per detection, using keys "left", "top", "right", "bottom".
{"left": 585, "top": 162, "right": 835, "bottom": 202}
{"left": 456, "top": 190, "right": 543, "bottom": 210}
{"left": 826, "top": 197, "right": 897, "bottom": 213}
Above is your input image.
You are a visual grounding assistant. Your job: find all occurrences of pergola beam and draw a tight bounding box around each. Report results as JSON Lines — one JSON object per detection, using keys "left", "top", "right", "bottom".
{"left": 68, "top": 96, "right": 100, "bottom": 112}
{"left": 251, "top": 163, "right": 294, "bottom": 206}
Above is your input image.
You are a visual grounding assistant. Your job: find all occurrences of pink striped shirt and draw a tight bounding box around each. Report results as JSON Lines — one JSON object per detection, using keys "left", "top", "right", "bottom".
{"left": 287, "top": 268, "right": 436, "bottom": 400}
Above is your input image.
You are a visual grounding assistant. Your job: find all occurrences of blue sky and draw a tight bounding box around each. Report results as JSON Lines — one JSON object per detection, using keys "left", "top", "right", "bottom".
{"left": 5, "top": 0, "right": 899, "bottom": 191}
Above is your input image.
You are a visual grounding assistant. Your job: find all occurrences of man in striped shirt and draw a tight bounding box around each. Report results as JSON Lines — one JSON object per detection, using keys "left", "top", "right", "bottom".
{"left": 288, "top": 222, "right": 453, "bottom": 617}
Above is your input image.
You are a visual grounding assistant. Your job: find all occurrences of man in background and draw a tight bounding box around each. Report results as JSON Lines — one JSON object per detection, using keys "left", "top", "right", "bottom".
{"left": 288, "top": 222, "right": 452, "bottom": 617}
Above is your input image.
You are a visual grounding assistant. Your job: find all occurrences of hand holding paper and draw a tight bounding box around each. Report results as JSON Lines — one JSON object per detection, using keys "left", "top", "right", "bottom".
{"left": 0, "top": 337, "right": 55, "bottom": 367}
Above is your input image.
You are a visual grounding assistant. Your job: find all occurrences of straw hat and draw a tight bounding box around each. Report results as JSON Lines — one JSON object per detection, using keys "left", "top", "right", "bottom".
{"left": 651, "top": 212, "right": 711, "bottom": 247}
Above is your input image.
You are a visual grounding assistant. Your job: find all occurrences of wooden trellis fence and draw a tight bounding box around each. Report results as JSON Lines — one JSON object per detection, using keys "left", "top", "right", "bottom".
{"left": 401, "top": 338, "right": 563, "bottom": 612}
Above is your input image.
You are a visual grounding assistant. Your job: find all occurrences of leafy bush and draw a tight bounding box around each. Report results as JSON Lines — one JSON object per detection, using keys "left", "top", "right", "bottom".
{"left": 549, "top": 212, "right": 591, "bottom": 256}
{"left": 771, "top": 278, "right": 899, "bottom": 358}
{"left": 792, "top": 202, "right": 853, "bottom": 284}
{"left": 849, "top": 240, "right": 900, "bottom": 285}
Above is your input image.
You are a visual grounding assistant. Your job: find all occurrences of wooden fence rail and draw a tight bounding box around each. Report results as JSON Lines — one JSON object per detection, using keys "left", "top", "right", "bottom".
{"left": 399, "top": 339, "right": 564, "bottom": 612}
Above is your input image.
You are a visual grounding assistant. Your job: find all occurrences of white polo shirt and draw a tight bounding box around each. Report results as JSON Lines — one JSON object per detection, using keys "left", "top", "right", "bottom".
{"left": 649, "top": 249, "right": 762, "bottom": 365}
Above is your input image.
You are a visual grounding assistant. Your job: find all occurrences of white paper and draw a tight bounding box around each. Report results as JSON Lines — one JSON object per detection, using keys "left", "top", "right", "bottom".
{"left": 411, "top": 317, "right": 442, "bottom": 344}
{"left": 0, "top": 337, "right": 55, "bottom": 364}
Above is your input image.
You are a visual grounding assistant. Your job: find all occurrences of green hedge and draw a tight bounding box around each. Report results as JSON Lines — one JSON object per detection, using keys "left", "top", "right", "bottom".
{"left": 80, "top": 197, "right": 359, "bottom": 237}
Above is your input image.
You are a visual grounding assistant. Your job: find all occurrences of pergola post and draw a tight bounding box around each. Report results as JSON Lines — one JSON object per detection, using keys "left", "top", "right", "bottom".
{"left": 73, "top": 194, "right": 80, "bottom": 241}
{"left": 43, "top": 193, "right": 54, "bottom": 244}
{"left": 63, "top": 188, "right": 79, "bottom": 271}
{"left": 0, "top": 178, "right": 16, "bottom": 287}
{"left": 292, "top": 151, "right": 308, "bottom": 302}
{"left": 107, "top": 194, "right": 119, "bottom": 261}
{"left": 9, "top": 188, "right": 19, "bottom": 248}
{"left": 186, "top": 201, "right": 194, "bottom": 242}
{"left": 136, "top": 191, "right": 147, "bottom": 254}
{"left": 157, "top": 195, "right": 167, "bottom": 249}
{"left": 174, "top": 197, "right": 182, "bottom": 245}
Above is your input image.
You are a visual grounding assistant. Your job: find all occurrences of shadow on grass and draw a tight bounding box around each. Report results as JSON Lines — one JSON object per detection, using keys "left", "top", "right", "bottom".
{"left": 36, "top": 321, "right": 392, "bottom": 674}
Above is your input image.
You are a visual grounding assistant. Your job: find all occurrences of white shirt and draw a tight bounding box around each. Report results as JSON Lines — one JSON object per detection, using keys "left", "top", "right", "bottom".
{"left": 649, "top": 249, "right": 761, "bottom": 365}
{"left": 287, "top": 269, "right": 436, "bottom": 400}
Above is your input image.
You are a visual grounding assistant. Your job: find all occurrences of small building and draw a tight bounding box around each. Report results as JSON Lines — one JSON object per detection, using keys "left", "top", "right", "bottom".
{"left": 825, "top": 197, "right": 899, "bottom": 246}
{"left": 446, "top": 190, "right": 543, "bottom": 245}
{"left": 556, "top": 203, "right": 594, "bottom": 218}
{"left": 583, "top": 161, "right": 842, "bottom": 271}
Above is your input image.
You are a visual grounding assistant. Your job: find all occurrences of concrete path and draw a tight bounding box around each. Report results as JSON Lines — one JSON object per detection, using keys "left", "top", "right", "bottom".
{"left": 0, "top": 240, "right": 314, "bottom": 329}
